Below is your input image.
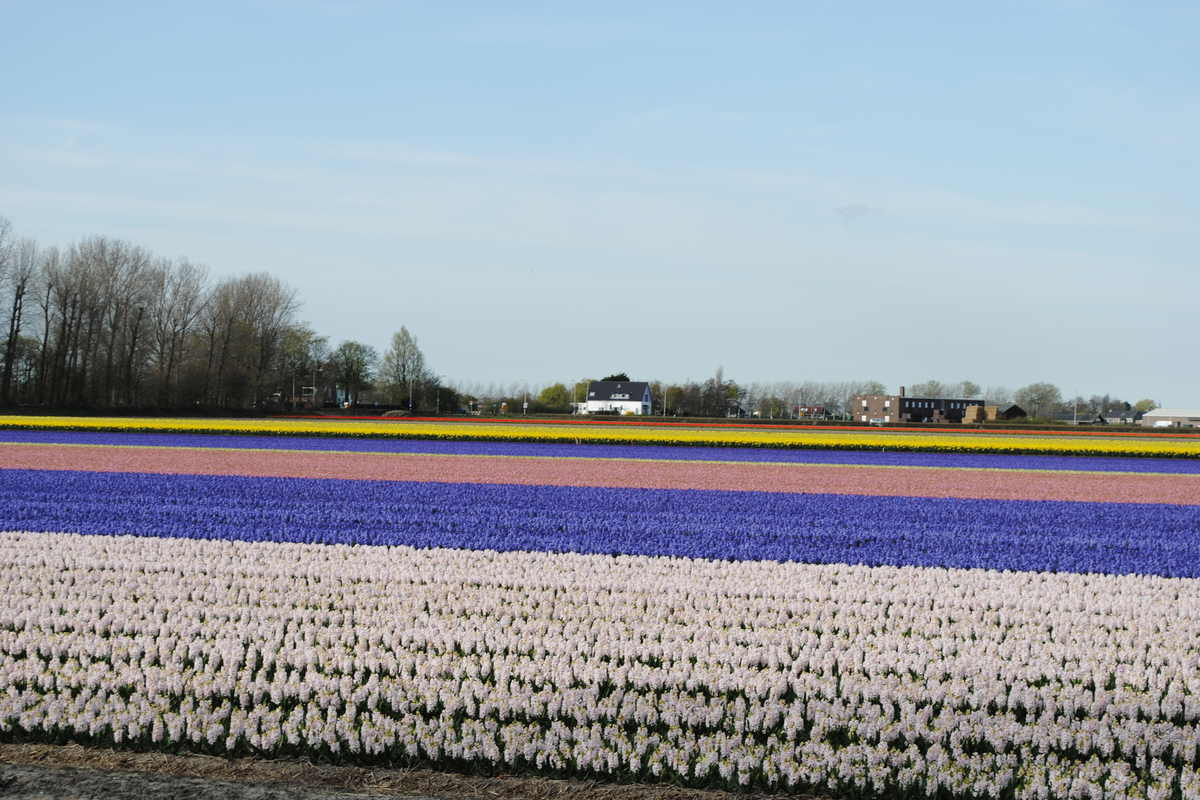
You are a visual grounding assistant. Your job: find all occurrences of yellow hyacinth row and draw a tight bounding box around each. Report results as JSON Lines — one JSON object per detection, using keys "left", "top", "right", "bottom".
{"left": 2, "top": 414, "right": 1200, "bottom": 458}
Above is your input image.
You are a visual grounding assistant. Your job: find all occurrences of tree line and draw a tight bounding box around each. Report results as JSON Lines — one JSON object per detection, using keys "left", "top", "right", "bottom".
{"left": 0, "top": 218, "right": 444, "bottom": 412}
{"left": 466, "top": 373, "right": 1155, "bottom": 421}
{"left": 900, "top": 380, "right": 1155, "bottom": 423}
{"left": 0, "top": 217, "right": 1159, "bottom": 420}
{"left": 495, "top": 371, "right": 897, "bottom": 418}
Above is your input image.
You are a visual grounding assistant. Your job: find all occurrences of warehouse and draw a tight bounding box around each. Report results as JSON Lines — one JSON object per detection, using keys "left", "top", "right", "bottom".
{"left": 1140, "top": 408, "right": 1200, "bottom": 428}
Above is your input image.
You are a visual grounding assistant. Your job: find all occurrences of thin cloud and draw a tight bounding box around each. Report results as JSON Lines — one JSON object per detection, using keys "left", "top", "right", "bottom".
{"left": 834, "top": 203, "right": 879, "bottom": 223}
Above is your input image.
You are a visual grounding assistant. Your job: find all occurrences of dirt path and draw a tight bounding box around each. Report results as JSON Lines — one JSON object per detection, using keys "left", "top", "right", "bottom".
{"left": 0, "top": 744, "right": 827, "bottom": 800}
{"left": 0, "top": 762, "right": 424, "bottom": 800}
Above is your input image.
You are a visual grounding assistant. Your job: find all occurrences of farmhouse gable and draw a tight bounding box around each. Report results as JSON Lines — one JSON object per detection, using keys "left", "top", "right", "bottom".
{"left": 580, "top": 381, "right": 652, "bottom": 415}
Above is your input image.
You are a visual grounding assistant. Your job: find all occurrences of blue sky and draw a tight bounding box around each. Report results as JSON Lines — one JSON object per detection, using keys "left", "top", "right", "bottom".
{"left": 4, "top": 1, "right": 1197, "bottom": 403}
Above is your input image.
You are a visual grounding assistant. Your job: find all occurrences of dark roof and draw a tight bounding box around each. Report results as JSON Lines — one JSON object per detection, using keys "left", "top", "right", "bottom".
{"left": 857, "top": 394, "right": 983, "bottom": 404}
{"left": 587, "top": 381, "right": 650, "bottom": 402}
{"left": 999, "top": 404, "right": 1027, "bottom": 419}
{"left": 897, "top": 396, "right": 984, "bottom": 406}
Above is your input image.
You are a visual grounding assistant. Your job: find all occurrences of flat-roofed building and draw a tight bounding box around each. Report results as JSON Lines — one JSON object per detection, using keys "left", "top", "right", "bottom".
{"left": 849, "top": 386, "right": 985, "bottom": 424}
{"left": 1140, "top": 408, "right": 1200, "bottom": 428}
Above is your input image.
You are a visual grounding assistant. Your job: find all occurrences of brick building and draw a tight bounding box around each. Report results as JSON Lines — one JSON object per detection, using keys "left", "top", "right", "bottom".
{"left": 849, "top": 387, "right": 985, "bottom": 424}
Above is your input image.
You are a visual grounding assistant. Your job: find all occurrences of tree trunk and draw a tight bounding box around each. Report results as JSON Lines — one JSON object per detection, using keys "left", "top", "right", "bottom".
{"left": 1, "top": 283, "right": 26, "bottom": 404}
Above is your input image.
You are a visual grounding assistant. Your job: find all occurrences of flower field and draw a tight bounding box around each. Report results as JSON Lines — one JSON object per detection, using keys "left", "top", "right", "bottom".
{"left": 2, "top": 424, "right": 1200, "bottom": 798}
{"left": 2, "top": 414, "right": 1200, "bottom": 457}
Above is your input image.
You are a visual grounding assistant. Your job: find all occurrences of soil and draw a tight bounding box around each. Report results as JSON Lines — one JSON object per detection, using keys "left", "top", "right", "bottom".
{"left": 0, "top": 744, "right": 828, "bottom": 800}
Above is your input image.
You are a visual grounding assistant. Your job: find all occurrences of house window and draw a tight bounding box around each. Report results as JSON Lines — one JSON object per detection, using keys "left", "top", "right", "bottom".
{"left": 884, "top": 400, "right": 891, "bottom": 409}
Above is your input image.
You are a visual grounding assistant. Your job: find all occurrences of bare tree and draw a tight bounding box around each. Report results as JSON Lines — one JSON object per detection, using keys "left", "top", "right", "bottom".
{"left": 193, "top": 273, "right": 298, "bottom": 408}
{"left": 199, "top": 278, "right": 242, "bottom": 406}
{"left": 985, "top": 385, "right": 1013, "bottom": 406}
{"left": 1014, "top": 382, "right": 1063, "bottom": 420}
{"left": 1, "top": 237, "right": 37, "bottom": 404}
{"left": 908, "top": 380, "right": 947, "bottom": 398}
{"left": 30, "top": 247, "right": 59, "bottom": 403}
{"left": 44, "top": 241, "right": 101, "bottom": 405}
{"left": 240, "top": 273, "right": 300, "bottom": 405}
{"left": 379, "top": 326, "right": 434, "bottom": 410}
{"left": 331, "top": 340, "right": 377, "bottom": 407}
{"left": 147, "top": 258, "right": 208, "bottom": 407}
{"left": 0, "top": 217, "right": 13, "bottom": 285}
{"left": 957, "top": 380, "right": 981, "bottom": 398}
{"left": 271, "top": 323, "right": 328, "bottom": 408}
{"left": 309, "top": 335, "right": 331, "bottom": 407}
{"left": 0, "top": 226, "right": 314, "bottom": 410}
{"left": 66, "top": 237, "right": 153, "bottom": 405}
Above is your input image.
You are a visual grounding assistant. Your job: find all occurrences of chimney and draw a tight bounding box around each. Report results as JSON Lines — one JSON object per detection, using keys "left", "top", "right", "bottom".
{"left": 900, "top": 386, "right": 906, "bottom": 397}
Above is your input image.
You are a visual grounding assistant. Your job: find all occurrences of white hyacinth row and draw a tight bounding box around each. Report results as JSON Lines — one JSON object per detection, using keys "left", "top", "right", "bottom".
{"left": 1, "top": 531, "right": 1200, "bottom": 800}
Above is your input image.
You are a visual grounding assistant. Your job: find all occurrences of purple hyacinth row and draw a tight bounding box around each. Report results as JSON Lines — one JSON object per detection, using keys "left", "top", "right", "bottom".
{"left": 3, "top": 429, "right": 1198, "bottom": 474}
{"left": 4, "top": 469, "right": 1199, "bottom": 577}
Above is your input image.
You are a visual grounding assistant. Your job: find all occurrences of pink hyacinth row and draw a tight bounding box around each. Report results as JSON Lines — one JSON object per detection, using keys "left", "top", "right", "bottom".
{"left": 8, "top": 443, "right": 1200, "bottom": 504}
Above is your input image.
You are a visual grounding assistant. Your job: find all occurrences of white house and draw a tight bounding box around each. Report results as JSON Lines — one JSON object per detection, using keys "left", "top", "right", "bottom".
{"left": 578, "top": 381, "right": 652, "bottom": 415}
{"left": 1140, "top": 408, "right": 1200, "bottom": 428}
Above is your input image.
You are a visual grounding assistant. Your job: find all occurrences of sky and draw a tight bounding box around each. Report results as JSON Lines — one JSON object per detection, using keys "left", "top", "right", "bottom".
{"left": 3, "top": 1, "right": 1198, "bottom": 403}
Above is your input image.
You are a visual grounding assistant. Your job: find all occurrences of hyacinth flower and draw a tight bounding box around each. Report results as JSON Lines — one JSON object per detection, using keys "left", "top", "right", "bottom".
{"left": 2, "top": 531, "right": 1200, "bottom": 798}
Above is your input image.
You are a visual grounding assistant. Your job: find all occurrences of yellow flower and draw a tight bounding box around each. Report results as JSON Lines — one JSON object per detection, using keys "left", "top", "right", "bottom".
{"left": 1, "top": 415, "right": 1197, "bottom": 458}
